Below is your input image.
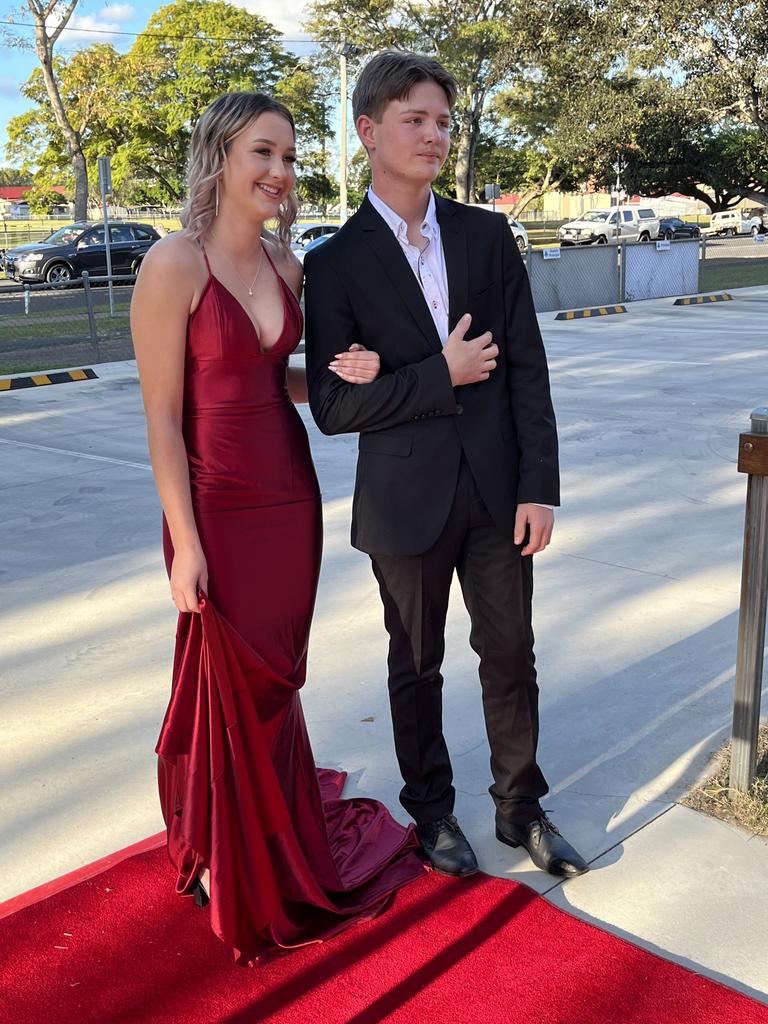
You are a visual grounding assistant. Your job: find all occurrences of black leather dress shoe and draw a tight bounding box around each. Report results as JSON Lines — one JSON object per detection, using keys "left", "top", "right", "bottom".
{"left": 496, "top": 813, "right": 589, "bottom": 877}
{"left": 417, "top": 815, "right": 479, "bottom": 878}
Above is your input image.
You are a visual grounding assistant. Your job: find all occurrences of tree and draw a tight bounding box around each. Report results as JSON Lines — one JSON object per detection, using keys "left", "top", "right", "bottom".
{"left": 306, "top": 0, "right": 627, "bottom": 204}
{"left": 7, "top": 44, "right": 121, "bottom": 207}
{"left": 0, "top": 167, "right": 33, "bottom": 186}
{"left": 21, "top": 1, "right": 89, "bottom": 219}
{"left": 25, "top": 178, "right": 65, "bottom": 214}
{"left": 7, "top": 2, "right": 331, "bottom": 208}
{"left": 552, "top": 74, "right": 767, "bottom": 211}
{"left": 637, "top": 0, "right": 768, "bottom": 141}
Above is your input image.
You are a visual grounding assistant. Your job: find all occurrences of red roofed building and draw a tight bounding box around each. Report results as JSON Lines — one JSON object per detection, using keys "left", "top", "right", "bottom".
{"left": 0, "top": 185, "right": 69, "bottom": 216}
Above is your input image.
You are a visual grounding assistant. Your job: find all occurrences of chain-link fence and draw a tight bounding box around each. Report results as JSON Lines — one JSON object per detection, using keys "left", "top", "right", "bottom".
{"left": 527, "top": 244, "right": 620, "bottom": 312}
{"left": 2, "top": 231, "right": 768, "bottom": 377}
{"left": 623, "top": 239, "right": 699, "bottom": 301}
{"left": 0, "top": 273, "right": 135, "bottom": 375}
{"left": 699, "top": 233, "right": 768, "bottom": 293}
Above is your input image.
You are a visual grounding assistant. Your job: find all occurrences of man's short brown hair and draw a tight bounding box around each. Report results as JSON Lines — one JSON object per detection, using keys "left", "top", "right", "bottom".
{"left": 352, "top": 51, "right": 457, "bottom": 123}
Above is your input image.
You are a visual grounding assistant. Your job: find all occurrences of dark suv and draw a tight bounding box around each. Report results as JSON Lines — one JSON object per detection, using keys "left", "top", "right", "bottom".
{"left": 3, "top": 221, "right": 161, "bottom": 284}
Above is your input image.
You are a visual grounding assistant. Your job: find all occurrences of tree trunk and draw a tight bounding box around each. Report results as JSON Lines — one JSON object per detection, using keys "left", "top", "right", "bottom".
{"left": 454, "top": 81, "right": 484, "bottom": 204}
{"left": 454, "top": 118, "right": 473, "bottom": 204}
{"left": 509, "top": 161, "right": 565, "bottom": 218}
{"left": 29, "top": 1, "right": 88, "bottom": 220}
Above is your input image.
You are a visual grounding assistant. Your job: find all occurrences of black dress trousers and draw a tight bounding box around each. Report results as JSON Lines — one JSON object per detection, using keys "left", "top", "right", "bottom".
{"left": 370, "top": 456, "right": 549, "bottom": 826}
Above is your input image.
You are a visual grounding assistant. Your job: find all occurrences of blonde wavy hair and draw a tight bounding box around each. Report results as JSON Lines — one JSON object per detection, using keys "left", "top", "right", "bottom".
{"left": 181, "top": 91, "right": 299, "bottom": 248}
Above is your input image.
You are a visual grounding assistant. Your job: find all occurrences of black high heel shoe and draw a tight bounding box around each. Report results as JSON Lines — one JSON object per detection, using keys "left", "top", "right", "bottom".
{"left": 192, "top": 878, "right": 209, "bottom": 908}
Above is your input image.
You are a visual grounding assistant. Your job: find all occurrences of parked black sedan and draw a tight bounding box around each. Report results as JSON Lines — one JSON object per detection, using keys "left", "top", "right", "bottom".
{"left": 657, "top": 217, "right": 701, "bottom": 241}
{"left": 3, "top": 221, "right": 161, "bottom": 284}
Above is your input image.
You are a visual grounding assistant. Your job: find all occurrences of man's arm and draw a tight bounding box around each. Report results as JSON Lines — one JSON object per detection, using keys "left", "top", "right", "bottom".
{"left": 304, "top": 249, "right": 458, "bottom": 436}
{"left": 501, "top": 220, "right": 560, "bottom": 507}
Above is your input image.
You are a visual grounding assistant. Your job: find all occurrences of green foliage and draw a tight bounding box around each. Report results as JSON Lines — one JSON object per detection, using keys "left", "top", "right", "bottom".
{"left": 551, "top": 73, "right": 767, "bottom": 210}
{"left": 0, "top": 167, "right": 33, "bottom": 187}
{"left": 630, "top": 1, "right": 768, "bottom": 139}
{"left": 25, "top": 179, "right": 65, "bottom": 214}
{"left": 6, "top": 0, "right": 332, "bottom": 207}
{"left": 6, "top": 0, "right": 766, "bottom": 214}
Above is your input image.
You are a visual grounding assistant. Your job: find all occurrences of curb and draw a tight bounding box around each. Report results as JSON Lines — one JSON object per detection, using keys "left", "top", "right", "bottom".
{"left": 555, "top": 305, "right": 627, "bottom": 321}
{"left": 0, "top": 367, "right": 98, "bottom": 392}
{"left": 674, "top": 293, "right": 733, "bottom": 306}
{"left": 0, "top": 831, "right": 166, "bottom": 921}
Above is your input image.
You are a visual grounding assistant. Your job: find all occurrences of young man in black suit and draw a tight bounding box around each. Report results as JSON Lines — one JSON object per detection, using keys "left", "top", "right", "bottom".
{"left": 304, "top": 51, "right": 587, "bottom": 879}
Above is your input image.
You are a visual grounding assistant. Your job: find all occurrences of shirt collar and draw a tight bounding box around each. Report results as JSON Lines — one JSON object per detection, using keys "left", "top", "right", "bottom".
{"left": 368, "top": 187, "right": 438, "bottom": 244}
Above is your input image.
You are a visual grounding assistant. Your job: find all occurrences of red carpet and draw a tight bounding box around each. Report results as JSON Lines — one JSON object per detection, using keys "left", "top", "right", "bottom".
{"left": 1, "top": 839, "right": 766, "bottom": 1024}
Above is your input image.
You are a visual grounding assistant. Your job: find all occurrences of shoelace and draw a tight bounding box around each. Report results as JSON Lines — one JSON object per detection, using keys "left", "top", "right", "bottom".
{"left": 537, "top": 811, "right": 562, "bottom": 836}
{"left": 420, "top": 815, "right": 462, "bottom": 845}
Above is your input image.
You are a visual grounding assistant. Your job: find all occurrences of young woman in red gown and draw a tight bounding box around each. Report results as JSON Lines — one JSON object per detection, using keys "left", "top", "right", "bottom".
{"left": 130, "top": 92, "right": 425, "bottom": 966}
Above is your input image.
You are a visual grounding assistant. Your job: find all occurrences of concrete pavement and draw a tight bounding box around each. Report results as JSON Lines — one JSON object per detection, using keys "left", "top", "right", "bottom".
{"left": 1, "top": 287, "right": 766, "bottom": 1001}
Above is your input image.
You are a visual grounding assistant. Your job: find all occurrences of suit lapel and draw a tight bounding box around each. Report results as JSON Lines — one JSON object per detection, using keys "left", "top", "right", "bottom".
{"left": 357, "top": 195, "right": 442, "bottom": 353}
{"left": 435, "top": 195, "right": 469, "bottom": 334}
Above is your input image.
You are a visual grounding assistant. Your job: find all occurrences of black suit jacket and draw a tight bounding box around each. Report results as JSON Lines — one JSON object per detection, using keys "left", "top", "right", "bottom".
{"left": 304, "top": 193, "right": 559, "bottom": 557}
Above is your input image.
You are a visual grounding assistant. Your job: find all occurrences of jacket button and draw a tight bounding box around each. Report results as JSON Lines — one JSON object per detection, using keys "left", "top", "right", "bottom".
{"left": 456, "top": 404, "right": 464, "bottom": 415}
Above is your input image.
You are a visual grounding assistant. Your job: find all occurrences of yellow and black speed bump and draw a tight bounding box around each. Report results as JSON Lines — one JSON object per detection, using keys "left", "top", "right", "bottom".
{"left": 555, "top": 305, "right": 626, "bottom": 321}
{"left": 674, "top": 293, "right": 732, "bottom": 305}
{"left": 0, "top": 367, "right": 98, "bottom": 392}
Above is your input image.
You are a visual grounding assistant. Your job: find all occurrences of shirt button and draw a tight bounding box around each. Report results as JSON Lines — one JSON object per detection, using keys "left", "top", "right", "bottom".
{"left": 456, "top": 404, "right": 464, "bottom": 415}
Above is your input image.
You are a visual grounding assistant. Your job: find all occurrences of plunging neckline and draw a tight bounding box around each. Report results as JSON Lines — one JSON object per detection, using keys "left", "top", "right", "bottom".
{"left": 198, "top": 245, "right": 294, "bottom": 355}
{"left": 211, "top": 272, "right": 288, "bottom": 355}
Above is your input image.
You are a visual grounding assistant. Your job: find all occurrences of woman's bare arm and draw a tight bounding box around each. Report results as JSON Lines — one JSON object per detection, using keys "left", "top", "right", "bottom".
{"left": 130, "top": 234, "right": 208, "bottom": 612}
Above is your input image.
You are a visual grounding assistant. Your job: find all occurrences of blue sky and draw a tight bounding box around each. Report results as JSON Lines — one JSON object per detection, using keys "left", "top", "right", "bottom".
{"left": 0, "top": 0, "right": 316, "bottom": 165}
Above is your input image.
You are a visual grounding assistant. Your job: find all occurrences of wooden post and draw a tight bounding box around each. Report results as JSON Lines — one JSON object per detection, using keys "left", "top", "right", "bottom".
{"left": 730, "top": 407, "right": 768, "bottom": 793}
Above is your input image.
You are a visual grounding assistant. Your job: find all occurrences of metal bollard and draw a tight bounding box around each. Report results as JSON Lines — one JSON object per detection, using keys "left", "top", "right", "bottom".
{"left": 81, "top": 271, "right": 100, "bottom": 353}
{"left": 729, "top": 407, "right": 768, "bottom": 794}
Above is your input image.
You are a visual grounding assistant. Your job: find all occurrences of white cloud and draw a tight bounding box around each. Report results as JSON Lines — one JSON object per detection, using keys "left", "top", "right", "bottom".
{"left": 233, "top": 0, "right": 310, "bottom": 40}
{"left": 100, "top": 4, "right": 136, "bottom": 22}
{"left": 46, "top": 12, "right": 124, "bottom": 45}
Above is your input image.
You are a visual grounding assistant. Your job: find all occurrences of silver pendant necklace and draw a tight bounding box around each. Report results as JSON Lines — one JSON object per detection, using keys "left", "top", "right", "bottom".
{"left": 220, "top": 242, "right": 265, "bottom": 296}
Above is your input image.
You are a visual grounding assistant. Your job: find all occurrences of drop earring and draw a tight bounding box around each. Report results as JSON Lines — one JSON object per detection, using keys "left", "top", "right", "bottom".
{"left": 215, "top": 180, "right": 219, "bottom": 217}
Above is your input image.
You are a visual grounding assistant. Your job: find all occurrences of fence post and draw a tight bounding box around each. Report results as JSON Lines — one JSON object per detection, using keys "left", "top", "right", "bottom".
{"left": 729, "top": 406, "right": 768, "bottom": 794}
{"left": 618, "top": 241, "right": 626, "bottom": 303}
{"left": 81, "top": 271, "right": 101, "bottom": 357}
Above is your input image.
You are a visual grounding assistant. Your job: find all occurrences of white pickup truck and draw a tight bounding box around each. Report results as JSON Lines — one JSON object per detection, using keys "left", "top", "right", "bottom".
{"left": 702, "top": 210, "right": 764, "bottom": 238}
{"left": 558, "top": 206, "right": 660, "bottom": 245}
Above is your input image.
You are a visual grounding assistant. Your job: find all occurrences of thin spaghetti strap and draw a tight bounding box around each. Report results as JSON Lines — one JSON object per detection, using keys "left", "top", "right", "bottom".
{"left": 262, "top": 240, "right": 278, "bottom": 275}
{"left": 200, "top": 245, "right": 212, "bottom": 278}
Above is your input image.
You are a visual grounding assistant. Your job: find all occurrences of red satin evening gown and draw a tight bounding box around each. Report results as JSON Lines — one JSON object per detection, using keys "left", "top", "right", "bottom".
{"left": 155, "top": 247, "right": 425, "bottom": 966}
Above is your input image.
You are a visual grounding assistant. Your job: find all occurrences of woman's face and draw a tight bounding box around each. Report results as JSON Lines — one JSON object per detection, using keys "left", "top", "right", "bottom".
{"left": 218, "top": 110, "right": 297, "bottom": 222}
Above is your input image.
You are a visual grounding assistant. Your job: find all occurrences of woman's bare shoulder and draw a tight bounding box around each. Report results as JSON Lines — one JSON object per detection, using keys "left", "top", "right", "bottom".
{"left": 263, "top": 231, "right": 303, "bottom": 294}
{"left": 141, "top": 230, "right": 204, "bottom": 276}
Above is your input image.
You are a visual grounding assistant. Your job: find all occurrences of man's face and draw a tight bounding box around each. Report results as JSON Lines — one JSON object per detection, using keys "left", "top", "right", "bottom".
{"left": 358, "top": 80, "right": 452, "bottom": 187}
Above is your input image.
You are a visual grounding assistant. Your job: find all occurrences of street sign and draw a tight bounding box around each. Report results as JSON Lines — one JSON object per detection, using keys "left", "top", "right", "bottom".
{"left": 656, "top": 239, "right": 671, "bottom": 251}
{"left": 484, "top": 183, "right": 501, "bottom": 200}
{"left": 543, "top": 248, "right": 561, "bottom": 260}
{"left": 98, "top": 156, "right": 112, "bottom": 196}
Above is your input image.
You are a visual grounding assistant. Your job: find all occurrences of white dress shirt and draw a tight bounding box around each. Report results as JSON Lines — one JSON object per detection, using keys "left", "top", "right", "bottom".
{"left": 366, "top": 187, "right": 553, "bottom": 513}
{"left": 368, "top": 187, "right": 450, "bottom": 345}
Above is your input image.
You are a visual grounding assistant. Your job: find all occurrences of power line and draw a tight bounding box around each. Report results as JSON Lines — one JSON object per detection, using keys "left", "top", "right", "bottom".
{"left": 0, "top": 18, "right": 316, "bottom": 44}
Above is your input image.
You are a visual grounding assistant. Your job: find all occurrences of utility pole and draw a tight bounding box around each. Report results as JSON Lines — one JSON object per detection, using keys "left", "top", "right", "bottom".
{"left": 336, "top": 40, "right": 362, "bottom": 225}
{"left": 98, "top": 155, "right": 114, "bottom": 316}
